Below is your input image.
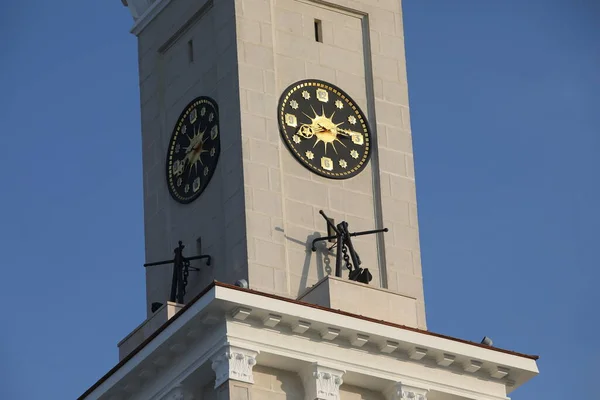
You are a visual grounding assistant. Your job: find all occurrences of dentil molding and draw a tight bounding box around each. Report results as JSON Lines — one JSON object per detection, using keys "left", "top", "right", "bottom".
{"left": 210, "top": 345, "right": 259, "bottom": 388}
{"left": 384, "top": 382, "right": 429, "bottom": 400}
{"left": 301, "top": 363, "right": 345, "bottom": 400}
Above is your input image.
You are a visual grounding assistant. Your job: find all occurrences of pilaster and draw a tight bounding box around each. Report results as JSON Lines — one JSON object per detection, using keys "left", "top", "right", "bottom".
{"left": 210, "top": 345, "right": 259, "bottom": 388}
{"left": 300, "top": 363, "right": 345, "bottom": 400}
{"left": 384, "top": 382, "right": 428, "bottom": 400}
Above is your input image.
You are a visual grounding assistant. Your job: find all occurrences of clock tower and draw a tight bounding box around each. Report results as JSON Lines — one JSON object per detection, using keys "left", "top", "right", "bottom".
{"left": 77, "top": 1, "right": 539, "bottom": 399}
{"left": 133, "top": 0, "right": 426, "bottom": 328}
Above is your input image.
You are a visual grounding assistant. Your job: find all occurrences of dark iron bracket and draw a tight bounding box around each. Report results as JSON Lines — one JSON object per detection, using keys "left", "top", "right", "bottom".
{"left": 311, "top": 210, "right": 388, "bottom": 284}
{"left": 144, "top": 238, "right": 212, "bottom": 304}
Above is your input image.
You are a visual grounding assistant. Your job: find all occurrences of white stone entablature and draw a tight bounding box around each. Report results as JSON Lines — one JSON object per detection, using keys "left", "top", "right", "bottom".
{"left": 78, "top": 282, "right": 538, "bottom": 400}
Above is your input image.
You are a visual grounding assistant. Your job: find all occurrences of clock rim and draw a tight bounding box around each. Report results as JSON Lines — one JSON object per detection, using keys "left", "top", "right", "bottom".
{"left": 277, "top": 79, "right": 373, "bottom": 180}
{"left": 165, "top": 95, "right": 221, "bottom": 204}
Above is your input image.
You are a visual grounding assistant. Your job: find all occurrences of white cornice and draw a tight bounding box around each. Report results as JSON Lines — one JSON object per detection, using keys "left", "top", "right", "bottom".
{"left": 215, "top": 286, "right": 538, "bottom": 375}
{"left": 80, "top": 284, "right": 537, "bottom": 400}
{"left": 226, "top": 332, "right": 510, "bottom": 400}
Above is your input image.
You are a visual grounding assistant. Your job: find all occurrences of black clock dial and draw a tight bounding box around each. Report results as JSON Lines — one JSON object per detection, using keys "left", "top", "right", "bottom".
{"left": 277, "top": 79, "right": 371, "bottom": 179}
{"left": 166, "top": 96, "right": 220, "bottom": 204}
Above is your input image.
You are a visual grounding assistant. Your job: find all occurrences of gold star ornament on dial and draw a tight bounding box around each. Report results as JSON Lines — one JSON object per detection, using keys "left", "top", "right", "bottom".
{"left": 278, "top": 80, "right": 372, "bottom": 179}
{"left": 166, "top": 96, "right": 220, "bottom": 204}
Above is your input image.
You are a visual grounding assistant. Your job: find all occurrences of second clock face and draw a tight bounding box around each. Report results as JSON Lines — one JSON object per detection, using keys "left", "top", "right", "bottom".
{"left": 278, "top": 80, "right": 372, "bottom": 179}
{"left": 166, "top": 96, "right": 220, "bottom": 204}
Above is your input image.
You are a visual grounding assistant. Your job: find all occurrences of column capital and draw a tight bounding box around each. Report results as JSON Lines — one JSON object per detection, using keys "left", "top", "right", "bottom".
{"left": 384, "top": 382, "right": 428, "bottom": 400}
{"left": 210, "top": 344, "right": 259, "bottom": 388}
{"left": 300, "top": 363, "right": 345, "bottom": 400}
{"left": 160, "top": 385, "right": 194, "bottom": 400}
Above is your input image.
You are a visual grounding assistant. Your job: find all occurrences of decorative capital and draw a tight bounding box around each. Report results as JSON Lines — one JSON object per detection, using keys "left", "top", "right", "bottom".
{"left": 301, "top": 363, "right": 345, "bottom": 400}
{"left": 384, "top": 382, "right": 428, "bottom": 400}
{"left": 210, "top": 345, "right": 259, "bottom": 388}
{"left": 160, "top": 385, "right": 194, "bottom": 400}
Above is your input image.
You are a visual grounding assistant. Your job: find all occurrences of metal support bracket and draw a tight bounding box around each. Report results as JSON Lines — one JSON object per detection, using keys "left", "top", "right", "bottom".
{"left": 144, "top": 238, "right": 212, "bottom": 304}
{"left": 311, "top": 210, "right": 388, "bottom": 285}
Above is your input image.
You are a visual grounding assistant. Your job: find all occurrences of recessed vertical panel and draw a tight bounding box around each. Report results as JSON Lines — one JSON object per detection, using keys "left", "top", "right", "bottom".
{"left": 273, "top": 0, "right": 380, "bottom": 297}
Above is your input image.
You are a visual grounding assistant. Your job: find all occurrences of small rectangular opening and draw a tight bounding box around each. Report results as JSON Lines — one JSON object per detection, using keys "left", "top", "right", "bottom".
{"left": 187, "top": 39, "right": 194, "bottom": 63}
{"left": 314, "top": 19, "right": 323, "bottom": 43}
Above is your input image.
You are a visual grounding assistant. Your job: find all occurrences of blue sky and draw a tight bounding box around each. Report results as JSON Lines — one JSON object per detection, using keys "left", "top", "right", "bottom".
{"left": 0, "top": 0, "right": 597, "bottom": 398}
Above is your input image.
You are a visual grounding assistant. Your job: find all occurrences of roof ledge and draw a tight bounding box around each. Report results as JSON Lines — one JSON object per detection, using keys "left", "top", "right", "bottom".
{"left": 79, "top": 282, "right": 539, "bottom": 399}
{"left": 216, "top": 283, "right": 539, "bottom": 393}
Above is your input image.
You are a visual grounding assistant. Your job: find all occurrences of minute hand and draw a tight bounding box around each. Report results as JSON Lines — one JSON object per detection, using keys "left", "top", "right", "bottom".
{"left": 333, "top": 128, "right": 361, "bottom": 137}
{"left": 332, "top": 127, "right": 364, "bottom": 144}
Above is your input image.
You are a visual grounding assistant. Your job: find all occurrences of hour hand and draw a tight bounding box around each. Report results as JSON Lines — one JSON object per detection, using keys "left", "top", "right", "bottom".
{"left": 333, "top": 128, "right": 364, "bottom": 145}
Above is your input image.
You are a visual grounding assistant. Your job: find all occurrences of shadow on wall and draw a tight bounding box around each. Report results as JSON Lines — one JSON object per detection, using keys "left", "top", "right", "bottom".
{"left": 278, "top": 227, "right": 332, "bottom": 296}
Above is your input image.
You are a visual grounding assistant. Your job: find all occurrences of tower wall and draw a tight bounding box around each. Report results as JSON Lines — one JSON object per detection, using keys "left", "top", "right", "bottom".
{"left": 138, "top": 0, "right": 247, "bottom": 316}
{"left": 235, "top": 0, "right": 424, "bottom": 326}
{"left": 136, "top": 0, "right": 425, "bottom": 329}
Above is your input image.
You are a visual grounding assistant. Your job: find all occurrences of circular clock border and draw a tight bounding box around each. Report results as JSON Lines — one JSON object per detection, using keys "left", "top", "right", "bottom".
{"left": 165, "top": 96, "right": 221, "bottom": 204}
{"left": 277, "top": 79, "right": 372, "bottom": 180}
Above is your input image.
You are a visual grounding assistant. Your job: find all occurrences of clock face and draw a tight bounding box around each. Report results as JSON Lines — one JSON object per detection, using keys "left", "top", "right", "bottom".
{"left": 277, "top": 80, "right": 371, "bottom": 179}
{"left": 165, "top": 96, "right": 220, "bottom": 204}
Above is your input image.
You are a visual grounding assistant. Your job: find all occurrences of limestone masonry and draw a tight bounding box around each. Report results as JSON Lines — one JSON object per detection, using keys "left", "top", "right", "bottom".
{"left": 79, "top": 1, "right": 539, "bottom": 399}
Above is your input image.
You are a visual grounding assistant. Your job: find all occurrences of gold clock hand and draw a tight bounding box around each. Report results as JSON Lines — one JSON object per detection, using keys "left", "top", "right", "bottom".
{"left": 313, "top": 123, "right": 352, "bottom": 138}
{"left": 333, "top": 127, "right": 359, "bottom": 137}
{"left": 331, "top": 127, "right": 364, "bottom": 145}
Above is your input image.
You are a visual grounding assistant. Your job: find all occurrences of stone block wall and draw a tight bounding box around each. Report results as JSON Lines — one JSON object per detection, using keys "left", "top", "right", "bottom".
{"left": 235, "top": 0, "right": 425, "bottom": 325}
{"left": 136, "top": 0, "right": 425, "bottom": 327}
{"left": 137, "top": 0, "right": 248, "bottom": 316}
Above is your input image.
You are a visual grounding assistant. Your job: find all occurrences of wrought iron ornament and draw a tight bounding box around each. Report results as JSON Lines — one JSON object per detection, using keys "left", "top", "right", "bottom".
{"left": 312, "top": 210, "right": 388, "bottom": 284}
{"left": 144, "top": 240, "right": 212, "bottom": 304}
{"left": 166, "top": 96, "right": 221, "bottom": 204}
{"left": 278, "top": 80, "right": 372, "bottom": 179}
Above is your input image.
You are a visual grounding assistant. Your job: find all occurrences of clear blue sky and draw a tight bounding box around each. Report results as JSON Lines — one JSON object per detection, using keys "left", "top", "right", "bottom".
{"left": 0, "top": 0, "right": 597, "bottom": 398}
